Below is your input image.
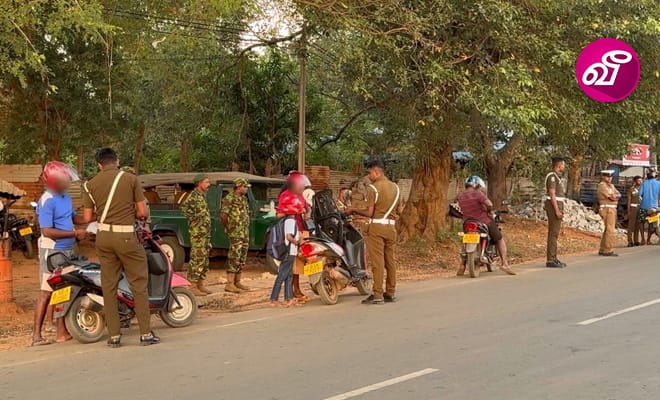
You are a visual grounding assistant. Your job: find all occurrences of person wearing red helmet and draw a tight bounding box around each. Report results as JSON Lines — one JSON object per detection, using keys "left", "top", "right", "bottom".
{"left": 31, "top": 161, "right": 87, "bottom": 346}
{"left": 270, "top": 194, "right": 307, "bottom": 307}
{"left": 277, "top": 171, "right": 311, "bottom": 301}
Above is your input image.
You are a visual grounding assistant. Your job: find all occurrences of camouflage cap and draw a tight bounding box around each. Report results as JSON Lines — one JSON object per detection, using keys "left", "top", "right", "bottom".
{"left": 193, "top": 173, "right": 209, "bottom": 185}
{"left": 233, "top": 177, "right": 251, "bottom": 187}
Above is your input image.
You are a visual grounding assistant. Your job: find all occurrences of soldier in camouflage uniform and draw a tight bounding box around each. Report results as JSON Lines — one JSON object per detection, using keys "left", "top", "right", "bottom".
{"left": 181, "top": 174, "right": 212, "bottom": 296}
{"left": 221, "top": 178, "right": 251, "bottom": 293}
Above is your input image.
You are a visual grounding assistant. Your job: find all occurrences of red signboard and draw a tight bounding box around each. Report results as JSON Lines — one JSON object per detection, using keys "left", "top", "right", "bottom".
{"left": 622, "top": 143, "right": 650, "bottom": 166}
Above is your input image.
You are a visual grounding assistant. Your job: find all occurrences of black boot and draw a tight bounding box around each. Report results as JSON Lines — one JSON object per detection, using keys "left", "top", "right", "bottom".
{"left": 107, "top": 335, "right": 122, "bottom": 348}
{"left": 140, "top": 331, "right": 161, "bottom": 346}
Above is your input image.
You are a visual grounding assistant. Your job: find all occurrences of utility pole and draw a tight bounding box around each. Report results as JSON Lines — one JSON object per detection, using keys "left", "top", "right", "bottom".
{"left": 297, "top": 27, "right": 307, "bottom": 173}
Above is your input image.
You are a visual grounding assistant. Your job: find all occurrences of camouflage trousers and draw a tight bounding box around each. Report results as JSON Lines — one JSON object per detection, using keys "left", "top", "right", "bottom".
{"left": 188, "top": 236, "right": 210, "bottom": 282}
{"left": 227, "top": 236, "right": 249, "bottom": 273}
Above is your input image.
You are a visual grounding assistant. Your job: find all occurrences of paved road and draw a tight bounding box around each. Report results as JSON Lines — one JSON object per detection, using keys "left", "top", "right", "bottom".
{"left": 3, "top": 246, "right": 660, "bottom": 400}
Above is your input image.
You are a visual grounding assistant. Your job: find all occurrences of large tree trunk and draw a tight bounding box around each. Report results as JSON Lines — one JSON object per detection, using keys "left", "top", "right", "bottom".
{"left": 567, "top": 152, "right": 584, "bottom": 200}
{"left": 398, "top": 141, "right": 453, "bottom": 242}
{"left": 133, "top": 126, "right": 145, "bottom": 173}
{"left": 76, "top": 145, "right": 84, "bottom": 177}
{"left": 472, "top": 110, "right": 522, "bottom": 208}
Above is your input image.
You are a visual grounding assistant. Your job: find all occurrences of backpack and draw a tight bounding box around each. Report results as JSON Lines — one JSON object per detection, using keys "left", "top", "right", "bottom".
{"left": 267, "top": 216, "right": 296, "bottom": 261}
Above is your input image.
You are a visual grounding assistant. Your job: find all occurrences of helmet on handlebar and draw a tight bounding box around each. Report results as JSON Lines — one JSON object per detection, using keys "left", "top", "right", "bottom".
{"left": 43, "top": 161, "right": 80, "bottom": 191}
{"left": 465, "top": 175, "right": 486, "bottom": 190}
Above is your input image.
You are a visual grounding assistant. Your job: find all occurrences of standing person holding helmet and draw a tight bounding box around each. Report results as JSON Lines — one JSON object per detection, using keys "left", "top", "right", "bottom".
{"left": 345, "top": 159, "right": 395, "bottom": 305}
{"left": 31, "top": 162, "right": 87, "bottom": 346}
{"left": 457, "top": 175, "right": 516, "bottom": 276}
{"left": 82, "top": 148, "right": 159, "bottom": 348}
{"left": 545, "top": 157, "right": 567, "bottom": 268}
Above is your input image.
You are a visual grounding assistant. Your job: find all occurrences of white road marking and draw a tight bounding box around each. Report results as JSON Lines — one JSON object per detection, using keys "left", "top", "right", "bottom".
{"left": 577, "top": 298, "right": 660, "bottom": 326}
{"left": 322, "top": 368, "right": 439, "bottom": 400}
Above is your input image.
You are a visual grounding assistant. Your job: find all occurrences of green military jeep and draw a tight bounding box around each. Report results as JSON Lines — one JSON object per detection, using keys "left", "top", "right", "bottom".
{"left": 138, "top": 172, "right": 284, "bottom": 271}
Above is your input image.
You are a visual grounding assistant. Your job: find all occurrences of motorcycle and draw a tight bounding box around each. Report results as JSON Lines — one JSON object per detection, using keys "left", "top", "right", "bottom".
{"left": 642, "top": 207, "right": 660, "bottom": 244}
{"left": 3, "top": 212, "right": 36, "bottom": 259}
{"left": 46, "top": 221, "right": 197, "bottom": 344}
{"left": 297, "top": 190, "right": 372, "bottom": 305}
{"left": 458, "top": 210, "right": 506, "bottom": 278}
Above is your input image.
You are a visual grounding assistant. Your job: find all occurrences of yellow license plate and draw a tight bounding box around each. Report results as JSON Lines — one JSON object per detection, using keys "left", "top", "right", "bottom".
{"left": 648, "top": 214, "right": 659, "bottom": 223}
{"left": 462, "top": 233, "right": 481, "bottom": 244}
{"left": 50, "top": 286, "right": 71, "bottom": 305}
{"left": 303, "top": 261, "right": 324, "bottom": 276}
{"left": 19, "top": 227, "right": 32, "bottom": 236}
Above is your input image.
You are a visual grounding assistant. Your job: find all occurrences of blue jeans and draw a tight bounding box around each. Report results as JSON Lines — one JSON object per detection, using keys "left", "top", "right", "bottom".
{"left": 270, "top": 255, "right": 294, "bottom": 301}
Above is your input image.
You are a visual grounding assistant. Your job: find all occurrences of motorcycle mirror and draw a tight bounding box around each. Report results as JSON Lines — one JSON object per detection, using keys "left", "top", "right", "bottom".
{"left": 30, "top": 201, "right": 38, "bottom": 208}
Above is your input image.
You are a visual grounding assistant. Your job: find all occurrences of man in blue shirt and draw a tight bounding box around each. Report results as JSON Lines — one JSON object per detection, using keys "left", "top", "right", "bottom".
{"left": 638, "top": 170, "right": 660, "bottom": 245}
{"left": 31, "top": 161, "right": 86, "bottom": 346}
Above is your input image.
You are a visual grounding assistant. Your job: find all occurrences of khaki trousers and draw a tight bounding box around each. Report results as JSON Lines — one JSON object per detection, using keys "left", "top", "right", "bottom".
{"left": 599, "top": 207, "right": 617, "bottom": 253}
{"left": 365, "top": 224, "right": 397, "bottom": 299}
{"left": 96, "top": 231, "right": 151, "bottom": 337}
{"left": 545, "top": 201, "right": 562, "bottom": 262}
{"left": 627, "top": 207, "right": 640, "bottom": 244}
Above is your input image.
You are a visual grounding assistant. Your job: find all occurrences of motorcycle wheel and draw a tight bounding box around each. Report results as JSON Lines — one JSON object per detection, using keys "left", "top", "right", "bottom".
{"left": 355, "top": 276, "right": 373, "bottom": 296}
{"left": 467, "top": 251, "right": 479, "bottom": 278}
{"left": 22, "top": 237, "right": 35, "bottom": 259}
{"left": 316, "top": 270, "right": 338, "bottom": 305}
{"left": 65, "top": 296, "right": 106, "bottom": 344}
{"left": 159, "top": 287, "right": 198, "bottom": 328}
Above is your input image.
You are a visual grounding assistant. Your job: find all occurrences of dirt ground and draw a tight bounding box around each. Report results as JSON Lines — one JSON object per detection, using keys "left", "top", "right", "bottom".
{"left": 0, "top": 216, "right": 626, "bottom": 351}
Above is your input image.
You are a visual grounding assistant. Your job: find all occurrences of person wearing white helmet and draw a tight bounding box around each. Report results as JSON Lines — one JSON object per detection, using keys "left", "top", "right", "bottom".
{"left": 457, "top": 175, "right": 515, "bottom": 276}
{"left": 31, "top": 161, "right": 87, "bottom": 346}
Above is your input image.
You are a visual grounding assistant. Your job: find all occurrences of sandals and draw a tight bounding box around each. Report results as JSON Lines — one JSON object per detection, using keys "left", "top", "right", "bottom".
{"left": 31, "top": 338, "right": 53, "bottom": 347}
{"left": 285, "top": 299, "right": 304, "bottom": 307}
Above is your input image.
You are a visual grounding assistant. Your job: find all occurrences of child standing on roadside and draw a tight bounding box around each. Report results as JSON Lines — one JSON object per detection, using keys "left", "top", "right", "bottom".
{"left": 270, "top": 193, "right": 307, "bottom": 307}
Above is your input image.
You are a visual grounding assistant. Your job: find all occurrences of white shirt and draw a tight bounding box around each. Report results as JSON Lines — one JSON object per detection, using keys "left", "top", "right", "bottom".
{"left": 284, "top": 217, "right": 299, "bottom": 256}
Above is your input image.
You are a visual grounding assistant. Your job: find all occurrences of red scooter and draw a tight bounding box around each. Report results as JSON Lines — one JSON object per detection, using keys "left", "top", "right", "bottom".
{"left": 46, "top": 221, "right": 196, "bottom": 344}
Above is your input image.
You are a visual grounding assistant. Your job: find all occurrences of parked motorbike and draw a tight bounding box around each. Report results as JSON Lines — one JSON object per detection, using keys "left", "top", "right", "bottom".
{"left": 458, "top": 210, "right": 506, "bottom": 278}
{"left": 642, "top": 207, "right": 660, "bottom": 243}
{"left": 46, "top": 221, "right": 197, "bottom": 344}
{"left": 297, "top": 190, "right": 372, "bottom": 305}
{"left": 3, "top": 212, "right": 36, "bottom": 259}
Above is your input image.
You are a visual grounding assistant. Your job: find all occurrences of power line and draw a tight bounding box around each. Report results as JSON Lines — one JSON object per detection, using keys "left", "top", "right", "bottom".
{"left": 109, "top": 9, "right": 247, "bottom": 35}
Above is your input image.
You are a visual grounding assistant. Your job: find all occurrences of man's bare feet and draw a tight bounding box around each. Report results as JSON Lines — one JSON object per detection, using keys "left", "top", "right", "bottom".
{"left": 500, "top": 265, "right": 517, "bottom": 275}
{"left": 56, "top": 335, "right": 73, "bottom": 343}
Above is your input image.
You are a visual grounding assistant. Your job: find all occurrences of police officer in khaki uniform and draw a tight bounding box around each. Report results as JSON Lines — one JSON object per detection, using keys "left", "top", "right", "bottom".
{"left": 597, "top": 170, "right": 621, "bottom": 256}
{"left": 82, "top": 148, "right": 159, "bottom": 348}
{"left": 545, "top": 157, "right": 567, "bottom": 268}
{"left": 346, "top": 159, "right": 399, "bottom": 305}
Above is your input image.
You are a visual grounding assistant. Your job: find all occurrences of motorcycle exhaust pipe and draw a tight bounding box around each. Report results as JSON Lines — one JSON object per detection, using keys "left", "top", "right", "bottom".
{"left": 85, "top": 293, "right": 105, "bottom": 312}
{"left": 329, "top": 267, "right": 350, "bottom": 287}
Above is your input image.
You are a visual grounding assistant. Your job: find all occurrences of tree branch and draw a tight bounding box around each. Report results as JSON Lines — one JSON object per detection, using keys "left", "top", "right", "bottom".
{"left": 319, "top": 105, "right": 375, "bottom": 148}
